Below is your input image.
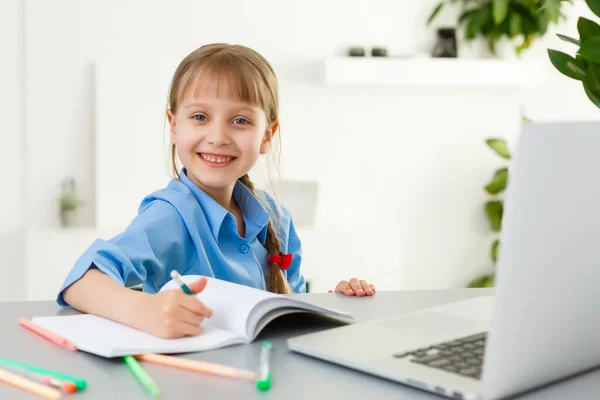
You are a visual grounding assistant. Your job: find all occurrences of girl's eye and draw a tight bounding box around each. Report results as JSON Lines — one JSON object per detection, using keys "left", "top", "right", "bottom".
{"left": 233, "top": 117, "right": 249, "bottom": 125}
{"left": 192, "top": 114, "right": 207, "bottom": 122}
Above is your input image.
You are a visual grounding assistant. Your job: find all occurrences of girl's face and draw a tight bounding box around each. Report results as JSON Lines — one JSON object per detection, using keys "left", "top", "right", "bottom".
{"left": 168, "top": 78, "right": 277, "bottom": 198}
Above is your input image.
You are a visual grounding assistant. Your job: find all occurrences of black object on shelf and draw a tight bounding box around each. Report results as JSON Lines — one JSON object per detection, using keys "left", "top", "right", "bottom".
{"left": 371, "top": 47, "right": 388, "bottom": 57}
{"left": 432, "top": 28, "right": 458, "bottom": 58}
{"left": 348, "top": 46, "right": 366, "bottom": 57}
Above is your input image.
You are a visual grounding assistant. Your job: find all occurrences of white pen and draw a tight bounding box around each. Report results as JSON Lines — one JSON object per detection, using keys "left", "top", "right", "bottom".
{"left": 170, "top": 270, "right": 194, "bottom": 294}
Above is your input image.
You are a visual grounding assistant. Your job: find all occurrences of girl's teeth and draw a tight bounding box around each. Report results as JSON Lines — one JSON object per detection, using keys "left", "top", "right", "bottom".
{"left": 202, "top": 154, "right": 233, "bottom": 163}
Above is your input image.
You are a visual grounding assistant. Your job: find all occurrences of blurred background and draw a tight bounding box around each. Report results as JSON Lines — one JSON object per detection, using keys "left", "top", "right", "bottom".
{"left": 1, "top": 0, "right": 598, "bottom": 301}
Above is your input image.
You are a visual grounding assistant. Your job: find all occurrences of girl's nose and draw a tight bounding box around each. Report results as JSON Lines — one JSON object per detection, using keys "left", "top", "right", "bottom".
{"left": 207, "top": 123, "right": 231, "bottom": 146}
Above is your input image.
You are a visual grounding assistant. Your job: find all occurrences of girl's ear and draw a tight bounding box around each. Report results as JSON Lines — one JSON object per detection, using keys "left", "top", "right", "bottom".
{"left": 167, "top": 109, "right": 177, "bottom": 144}
{"left": 260, "top": 121, "right": 279, "bottom": 154}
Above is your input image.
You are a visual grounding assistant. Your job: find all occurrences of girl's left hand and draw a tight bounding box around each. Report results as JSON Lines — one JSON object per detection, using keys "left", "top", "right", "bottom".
{"left": 328, "top": 278, "right": 376, "bottom": 296}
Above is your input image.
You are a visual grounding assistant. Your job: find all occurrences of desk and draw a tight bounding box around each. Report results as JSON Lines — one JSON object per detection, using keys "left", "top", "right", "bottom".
{"left": 1, "top": 289, "right": 597, "bottom": 399}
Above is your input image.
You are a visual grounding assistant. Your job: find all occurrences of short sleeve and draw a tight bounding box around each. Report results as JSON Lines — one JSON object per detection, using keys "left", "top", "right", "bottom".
{"left": 57, "top": 200, "right": 195, "bottom": 306}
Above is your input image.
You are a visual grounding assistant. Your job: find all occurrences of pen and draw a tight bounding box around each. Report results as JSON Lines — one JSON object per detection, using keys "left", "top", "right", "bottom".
{"left": 0, "top": 357, "right": 87, "bottom": 390}
{"left": 136, "top": 353, "right": 257, "bottom": 381}
{"left": 170, "top": 270, "right": 194, "bottom": 295}
{"left": 256, "top": 340, "right": 272, "bottom": 391}
{"left": 18, "top": 318, "right": 78, "bottom": 351}
{"left": 1, "top": 364, "right": 76, "bottom": 393}
{"left": 123, "top": 355, "right": 160, "bottom": 398}
{"left": 0, "top": 366, "right": 62, "bottom": 400}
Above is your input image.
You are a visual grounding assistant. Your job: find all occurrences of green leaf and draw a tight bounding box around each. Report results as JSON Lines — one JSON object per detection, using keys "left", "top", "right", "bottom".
{"left": 556, "top": 33, "right": 580, "bottom": 46}
{"left": 567, "top": 61, "right": 587, "bottom": 77}
{"left": 427, "top": 3, "right": 444, "bottom": 26}
{"left": 584, "top": 64, "right": 600, "bottom": 94}
{"left": 491, "top": 239, "right": 500, "bottom": 263}
{"left": 576, "top": 54, "right": 589, "bottom": 70}
{"left": 459, "top": 9, "right": 477, "bottom": 24}
{"left": 509, "top": 13, "right": 522, "bottom": 37}
{"left": 585, "top": 0, "right": 600, "bottom": 18}
{"left": 516, "top": 34, "right": 535, "bottom": 55}
{"left": 538, "top": 10, "right": 551, "bottom": 36}
{"left": 486, "top": 138, "right": 511, "bottom": 159}
{"left": 548, "top": 49, "right": 586, "bottom": 80}
{"left": 521, "top": 12, "right": 538, "bottom": 36}
{"left": 540, "top": 0, "right": 561, "bottom": 23}
{"left": 579, "top": 37, "right": 600, "bottom": 62}
{"left": 493, "top": 0, "right": 509, "bottom": 24}
{"left": 466, "top": 7, "right": 493, "bottom": 39}
{"left": 584, "top": 82, "right": 600, "bottom": 109}
{"left": 484, "top": 168, "right": 509, "bottom": 195}
{"left": 486, "top": 201, "right": 504, "bottom": 232}
{"left": 467, "top": 273, "right": 495, "bottom": 288}
{"left": 577, "top": 17, "right": 600, "bottom": 41}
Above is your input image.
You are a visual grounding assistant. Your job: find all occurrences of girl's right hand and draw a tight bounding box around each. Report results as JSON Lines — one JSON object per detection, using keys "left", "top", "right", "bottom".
{"left": 137, "top": 277, "right": 213, "bottom": 339}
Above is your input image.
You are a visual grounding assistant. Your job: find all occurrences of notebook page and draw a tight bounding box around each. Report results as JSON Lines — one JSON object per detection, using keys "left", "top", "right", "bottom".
{"left": 248, "top": 298, "right": 354, "bottom": 339}
{"left": 160, "top": 276, "right": 279, "bottom": 339}
{"left": 31, "top": 314, "right": 240, "bottom": 358}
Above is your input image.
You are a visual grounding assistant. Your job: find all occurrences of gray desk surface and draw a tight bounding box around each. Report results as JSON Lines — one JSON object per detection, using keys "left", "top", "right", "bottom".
{"left": 1, "top": 289, "right": 598, "bottom": 399}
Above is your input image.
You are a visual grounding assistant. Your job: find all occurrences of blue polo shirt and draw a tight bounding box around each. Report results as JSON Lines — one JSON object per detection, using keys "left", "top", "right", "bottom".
{"left": 57, "top": 170, "right": 306, "bottom": 306}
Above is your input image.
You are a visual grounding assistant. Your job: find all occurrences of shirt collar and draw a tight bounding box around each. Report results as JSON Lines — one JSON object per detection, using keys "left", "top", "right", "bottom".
{"left": 180, "top": 169, "right": 270, "bottom": 242}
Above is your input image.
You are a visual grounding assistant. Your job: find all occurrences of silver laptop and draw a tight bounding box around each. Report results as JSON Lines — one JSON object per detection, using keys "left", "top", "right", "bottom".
{"left": 288, "top": 122, "right": 600, "bottom": 399}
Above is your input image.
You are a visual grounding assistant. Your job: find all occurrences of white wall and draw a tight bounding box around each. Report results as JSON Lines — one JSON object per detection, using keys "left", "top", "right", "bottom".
{"left": 25, "top": 0, "right": 104, "bottom": 229}
{"left": 0, "top": 0, "right": 25, "bottom": 301}
{"left": 20, "top": 0, "right": 600, "bottom": 299}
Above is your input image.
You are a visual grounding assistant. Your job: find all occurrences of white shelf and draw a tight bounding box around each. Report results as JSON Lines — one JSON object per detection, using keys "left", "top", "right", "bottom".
{"left": 324, "top": 57, "right": 544, "bottom": 89}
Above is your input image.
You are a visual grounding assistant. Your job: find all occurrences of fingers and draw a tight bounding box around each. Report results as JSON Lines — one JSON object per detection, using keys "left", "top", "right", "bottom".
{"left": 179, "top": 292, "right": 213, "bottom": 318}
{"left": 177, "top": 305, "right": 205, "bottom": 327}
{"left": 187, "top": 277, "right": 208, "bottom": 294}
{"left": 334, "top": 280, "right": 354, "bottom": 296}
{"left": 179, "top": 320, "right": 202, "bottom": 337}
{"left": 330, "top": 279, "right": 376, "bottom": 296}
{"left": 348, "top": 278, "right": 365, "bottom": 296}
{"left": 360, "top": 280, "right": 375, "bottom": 296}
{"left": 164, "top": 319, "right": 202, "bottom": 338}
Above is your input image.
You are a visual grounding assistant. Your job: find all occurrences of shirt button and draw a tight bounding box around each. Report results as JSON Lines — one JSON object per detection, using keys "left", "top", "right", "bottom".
{"left": 240, "top": 245, "right": 249, "bottom": 253}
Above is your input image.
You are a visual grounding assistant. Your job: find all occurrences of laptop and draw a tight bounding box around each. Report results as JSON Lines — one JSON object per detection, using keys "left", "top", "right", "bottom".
{"left": 288, "top": 121, "right": 600, "bottom": 399}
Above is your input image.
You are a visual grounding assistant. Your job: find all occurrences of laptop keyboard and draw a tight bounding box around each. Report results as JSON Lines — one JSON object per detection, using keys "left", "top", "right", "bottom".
{"left": 393, "top": 332, "right": 487, "bottom": 380}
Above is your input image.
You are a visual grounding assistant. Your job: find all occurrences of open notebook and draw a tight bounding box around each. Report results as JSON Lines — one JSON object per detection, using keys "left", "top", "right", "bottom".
{"left": 32, "top": 276, "right": 352, "bottom": 358}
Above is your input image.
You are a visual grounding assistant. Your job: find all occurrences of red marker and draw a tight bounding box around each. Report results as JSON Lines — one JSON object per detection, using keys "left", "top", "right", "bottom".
{"left": 18, "top": 318, "right": 77, "bottom": 352}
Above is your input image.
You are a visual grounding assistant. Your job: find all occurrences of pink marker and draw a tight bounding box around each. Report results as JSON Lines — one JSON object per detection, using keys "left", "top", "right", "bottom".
{"left": 18, "top": 318, "right": 77, "bottom": 352}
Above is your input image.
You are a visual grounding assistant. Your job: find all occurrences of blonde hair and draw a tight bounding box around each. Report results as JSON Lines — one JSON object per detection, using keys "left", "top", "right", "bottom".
{"left": 167, "top": 43, "right": 290, "bottom": 294}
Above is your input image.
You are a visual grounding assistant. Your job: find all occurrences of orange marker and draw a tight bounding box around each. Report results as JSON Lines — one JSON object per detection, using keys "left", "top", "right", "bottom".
{"left": 0, "top": 364, "right": 76, "bottom": 393}
{"left": 18, "top": 318, "right": 77, "bottom": 352}
{"left": 0, "top": 366, "right": 62, "bottom": 399}
{"left": 136, "top": 353, "right": 258, "bottom": 381}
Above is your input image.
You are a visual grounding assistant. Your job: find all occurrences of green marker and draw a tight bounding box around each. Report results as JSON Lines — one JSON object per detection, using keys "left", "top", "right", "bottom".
{"left": 0, "top": 358, "right": 87, "bottom": 390}
{"left": 170, "top": 270, "right": 194, "bottom": 295}
{"left": 256, "top": 340, "right": 272, "bottom": 391}
{"left": 123, "top": 355, "right": 160, "bottom": 398}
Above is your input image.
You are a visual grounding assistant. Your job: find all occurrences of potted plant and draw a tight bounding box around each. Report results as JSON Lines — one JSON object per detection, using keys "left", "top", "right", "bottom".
{"left": 468, "top": 138, "right": 510, "bottom": 288}
{"left": 427, "top": 0, "right": 568, "bottom": 57}
{"left": 59, "top": 178, "right": 85, "bottom": 228}
{"left": 469, "top": 0, "right": 599, "bottom": 287}
{"left": 548, "top": 0, "right": 600, "bottom": 109}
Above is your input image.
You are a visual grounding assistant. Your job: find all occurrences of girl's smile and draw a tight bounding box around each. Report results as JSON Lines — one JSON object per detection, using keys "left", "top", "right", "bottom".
{"left": 198, "top": 152, "right": 236, "bottom": 168}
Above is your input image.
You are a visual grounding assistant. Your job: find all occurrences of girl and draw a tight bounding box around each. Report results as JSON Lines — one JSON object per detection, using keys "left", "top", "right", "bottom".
{"left": 59, "top": 43, "right": 376, "bottom": 339}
